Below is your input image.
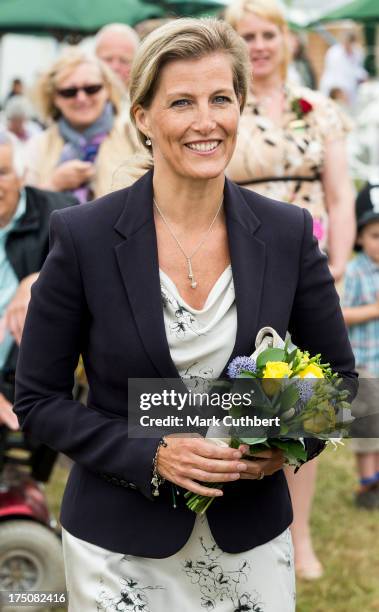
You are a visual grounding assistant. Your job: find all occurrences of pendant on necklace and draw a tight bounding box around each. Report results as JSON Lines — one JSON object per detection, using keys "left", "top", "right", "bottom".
{"left": 187, "top": 258, "right": 197, "bottom": 289}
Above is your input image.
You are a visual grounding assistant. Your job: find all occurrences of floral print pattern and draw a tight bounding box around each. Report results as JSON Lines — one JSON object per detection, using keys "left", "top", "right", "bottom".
{"left": 96, "top": 573, "right": 164, "bottom": 611}
{"left": 95, "top": 517, "right": 269, "bottom": 612}
{"left": 161, "top": 285, "right": 202, "bottom": 339}
{"left": 182, "top": 520, "right": 266, "bottom": 611}
{"left": 62, "top": 513, "right": 295, "bottom": 611}
{"left": 227, "top": 83, "right": 352, "bottom": 251}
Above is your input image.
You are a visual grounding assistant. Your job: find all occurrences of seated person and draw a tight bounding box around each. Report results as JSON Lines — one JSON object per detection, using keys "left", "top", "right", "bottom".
{"left": 0, "top": 129, "right": 77, "bottom": 431}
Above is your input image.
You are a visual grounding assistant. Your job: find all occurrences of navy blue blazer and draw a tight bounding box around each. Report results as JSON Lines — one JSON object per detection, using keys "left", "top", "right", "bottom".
{"left": 14, "top": 170, "right": 357, "bottom": 557}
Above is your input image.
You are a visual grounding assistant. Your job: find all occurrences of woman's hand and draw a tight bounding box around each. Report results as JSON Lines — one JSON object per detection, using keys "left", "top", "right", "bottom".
{"left": 51, "top": 160, "right": 95, "bottom": 191}
{"left": 0, "top": 273, "right": 38, "bottom": 345}
{"left": 0, "top": 392, "right": 19, "bottom": 430}
{"left": 157, "top": 435, "right": 249, "bottom": 497}
{"left": 237, "top": 445, "right": 285, "bottom": 479}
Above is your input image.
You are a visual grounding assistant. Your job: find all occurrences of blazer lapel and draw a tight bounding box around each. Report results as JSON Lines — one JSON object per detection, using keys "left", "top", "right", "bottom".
{"left": 221, "top": 180, "right": 266, "bottom": 374}
{"left": 114, "top": 171, "right": 179, "bottom": 379}
{"left": 113, "top": 172, "right": 266, "bottom": 379}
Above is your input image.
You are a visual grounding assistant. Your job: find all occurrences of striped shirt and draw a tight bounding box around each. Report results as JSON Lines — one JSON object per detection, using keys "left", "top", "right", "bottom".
{"left": 343, "top": 252, "right": 379, "bottom": 375}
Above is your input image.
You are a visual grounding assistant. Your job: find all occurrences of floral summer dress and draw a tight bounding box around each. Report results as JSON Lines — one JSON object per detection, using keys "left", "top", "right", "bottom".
{"left": 227, "top": 83, "right": 351, "bottom": 251}
{"left": 61, "top": 267, "right": 296, "bottom": 611}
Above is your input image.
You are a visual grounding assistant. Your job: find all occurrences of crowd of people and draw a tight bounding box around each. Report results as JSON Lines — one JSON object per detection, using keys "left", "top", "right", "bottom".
{"left": 0, "top": 1, "right": 378, "bottom": 610}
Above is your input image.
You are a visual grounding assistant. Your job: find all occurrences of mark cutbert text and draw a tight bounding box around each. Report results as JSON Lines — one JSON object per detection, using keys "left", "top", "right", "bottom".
{"left": 139, "top": 415, "right": 281, "bottom": 427}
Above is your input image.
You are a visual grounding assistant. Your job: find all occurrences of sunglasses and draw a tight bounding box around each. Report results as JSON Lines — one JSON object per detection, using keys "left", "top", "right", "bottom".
{"left": 56, "top": 83, "right": 104, "bottom": 98}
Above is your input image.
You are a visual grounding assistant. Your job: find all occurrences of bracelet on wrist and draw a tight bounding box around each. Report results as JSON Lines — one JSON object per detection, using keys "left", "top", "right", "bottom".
{"left": 151, "top": 436, "right": 168, "bottom": 497}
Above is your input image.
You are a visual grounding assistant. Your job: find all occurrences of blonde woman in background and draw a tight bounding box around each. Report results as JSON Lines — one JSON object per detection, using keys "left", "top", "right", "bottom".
{"left": 225, "top": 0, "right": 356, "bottom": 580}
{"left": 25, "top": 48, "right": 140, "bottom": 202}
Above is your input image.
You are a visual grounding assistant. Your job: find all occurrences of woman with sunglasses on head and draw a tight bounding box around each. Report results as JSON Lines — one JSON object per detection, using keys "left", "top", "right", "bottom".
{"left": 224, "top": 0, "right": 356, "bottom": 581}
{"left": 24, "top": 48, "right": 140, "bottom": 203}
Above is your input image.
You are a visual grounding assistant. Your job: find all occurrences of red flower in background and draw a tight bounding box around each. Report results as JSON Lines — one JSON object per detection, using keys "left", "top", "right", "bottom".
{"left": 298, "top": 98, "right": 313, "bottom": 114}
{"left": 291, "top": 97, "right": 314, "bottom": 119}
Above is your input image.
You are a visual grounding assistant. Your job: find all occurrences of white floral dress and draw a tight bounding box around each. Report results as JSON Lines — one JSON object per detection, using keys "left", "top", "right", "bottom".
{"left": 61, "top": 267, "right": 296, "bottom": 611}
{"left": 227, "top": 83, "right": 352, "bottom": 251}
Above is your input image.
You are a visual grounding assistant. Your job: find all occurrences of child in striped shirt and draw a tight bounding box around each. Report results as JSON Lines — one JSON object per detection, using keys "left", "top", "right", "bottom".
{"left": 343, "top": 183, "right": 379, "bottom": 509}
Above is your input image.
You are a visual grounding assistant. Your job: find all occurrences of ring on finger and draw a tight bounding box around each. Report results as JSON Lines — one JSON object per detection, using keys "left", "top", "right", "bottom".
{"left": 257, "top": 470, "right": 265, "bottom": 480}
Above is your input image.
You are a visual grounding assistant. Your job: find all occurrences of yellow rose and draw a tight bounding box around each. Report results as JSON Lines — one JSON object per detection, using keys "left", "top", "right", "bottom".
{"left": 298, "top": 364, "right": 324, "bottom": 379}
{"left": 263, "top": 362, "right": 293, "bottom": 379}
{"left": 262, "top": 362, "right": 292, "bottom": 396}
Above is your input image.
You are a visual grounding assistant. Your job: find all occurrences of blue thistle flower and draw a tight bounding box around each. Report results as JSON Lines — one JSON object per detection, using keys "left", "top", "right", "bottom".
{"left": 227, "top": 356, "right": 257, "bottom": 378}
{"left": 294, "top": 379, "right": 314, "bottom": 404}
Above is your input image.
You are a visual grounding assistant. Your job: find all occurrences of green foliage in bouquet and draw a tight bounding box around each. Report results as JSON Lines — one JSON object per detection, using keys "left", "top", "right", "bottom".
{"left": 185, "top": 342, "right": 351, "bottom": 514}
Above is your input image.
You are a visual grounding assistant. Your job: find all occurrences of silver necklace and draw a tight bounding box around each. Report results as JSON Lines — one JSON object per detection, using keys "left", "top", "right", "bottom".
{"left": 153, "top": 196, "right": 223, "bottom": 289}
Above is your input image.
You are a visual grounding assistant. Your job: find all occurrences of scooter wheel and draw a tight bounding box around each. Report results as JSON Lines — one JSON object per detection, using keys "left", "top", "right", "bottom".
{"left": 0, "top": 520, "right": 65, "bottom": 612}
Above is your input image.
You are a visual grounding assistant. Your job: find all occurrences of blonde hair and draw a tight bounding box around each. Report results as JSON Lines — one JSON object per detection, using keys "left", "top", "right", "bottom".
{"left": 129, "top": 17, "right": 250, "bottom": 152}
{"left": 224, "top": 0, "right": 290, "bottom": 80}
{"left": 34, "top": 47, "right": 124, "bottom": 122}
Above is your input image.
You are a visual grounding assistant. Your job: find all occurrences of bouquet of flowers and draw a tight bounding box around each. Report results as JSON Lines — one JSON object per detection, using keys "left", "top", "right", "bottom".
{"left": 185, "top": 340, "right": 351, "bottom": 514}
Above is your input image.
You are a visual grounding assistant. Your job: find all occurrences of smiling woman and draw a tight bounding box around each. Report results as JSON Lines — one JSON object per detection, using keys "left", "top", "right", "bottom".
{"left": 128, "top": 21, "right": 249, "bottom": 310}
{"left": 14, "top": 17, "right": 357, "bottom": 612}
{"left": 133, "top": 54, "right": 240, "bottom": 186}
{"left": 23, "top": 48, "right": 140, "bottom": 202}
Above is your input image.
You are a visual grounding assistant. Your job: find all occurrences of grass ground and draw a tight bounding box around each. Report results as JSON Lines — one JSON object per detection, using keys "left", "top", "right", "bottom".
{"left": 45, "top": 443, "right": 379, "bottom": 612}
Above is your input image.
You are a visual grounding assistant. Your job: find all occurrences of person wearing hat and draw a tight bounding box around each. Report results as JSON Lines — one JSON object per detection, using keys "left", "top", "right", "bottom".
{"left": 342, "top": 183, "right": 379, "bottom": 509}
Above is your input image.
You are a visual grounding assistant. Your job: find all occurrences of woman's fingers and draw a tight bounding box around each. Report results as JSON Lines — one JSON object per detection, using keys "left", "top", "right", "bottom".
{"left": 236, "top": 445, "right": 285, "bottom": 478}
{"left": 158, "top": 437, "right": 284, "bottom": 488}
{"left": 192, "top": 439, "right": 243, "bottom": 460}
{"left": 0, "top": 394, "right": 19, "bottom": 430}
{"left": 238, "top": 452, "right": 285, "bottom": 479}
{"left": 178, "top": 478, "right": 224, "bottom": 498}
{"left": 157, "top": 437, "right": 245, "bottom": 484}
{"left": 239, "top": 458, "right": 269, "bottom": 478}
{"left": 190, "top": 454, "right": 247, "bottom": 475}
{"left": 186, "top": 467, "right": 241, "bottom": 483}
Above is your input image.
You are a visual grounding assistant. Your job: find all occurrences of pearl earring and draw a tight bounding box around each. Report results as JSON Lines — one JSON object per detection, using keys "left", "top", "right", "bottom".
{"left": 145, "top": 137, "right": 152, "bottom": 146}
